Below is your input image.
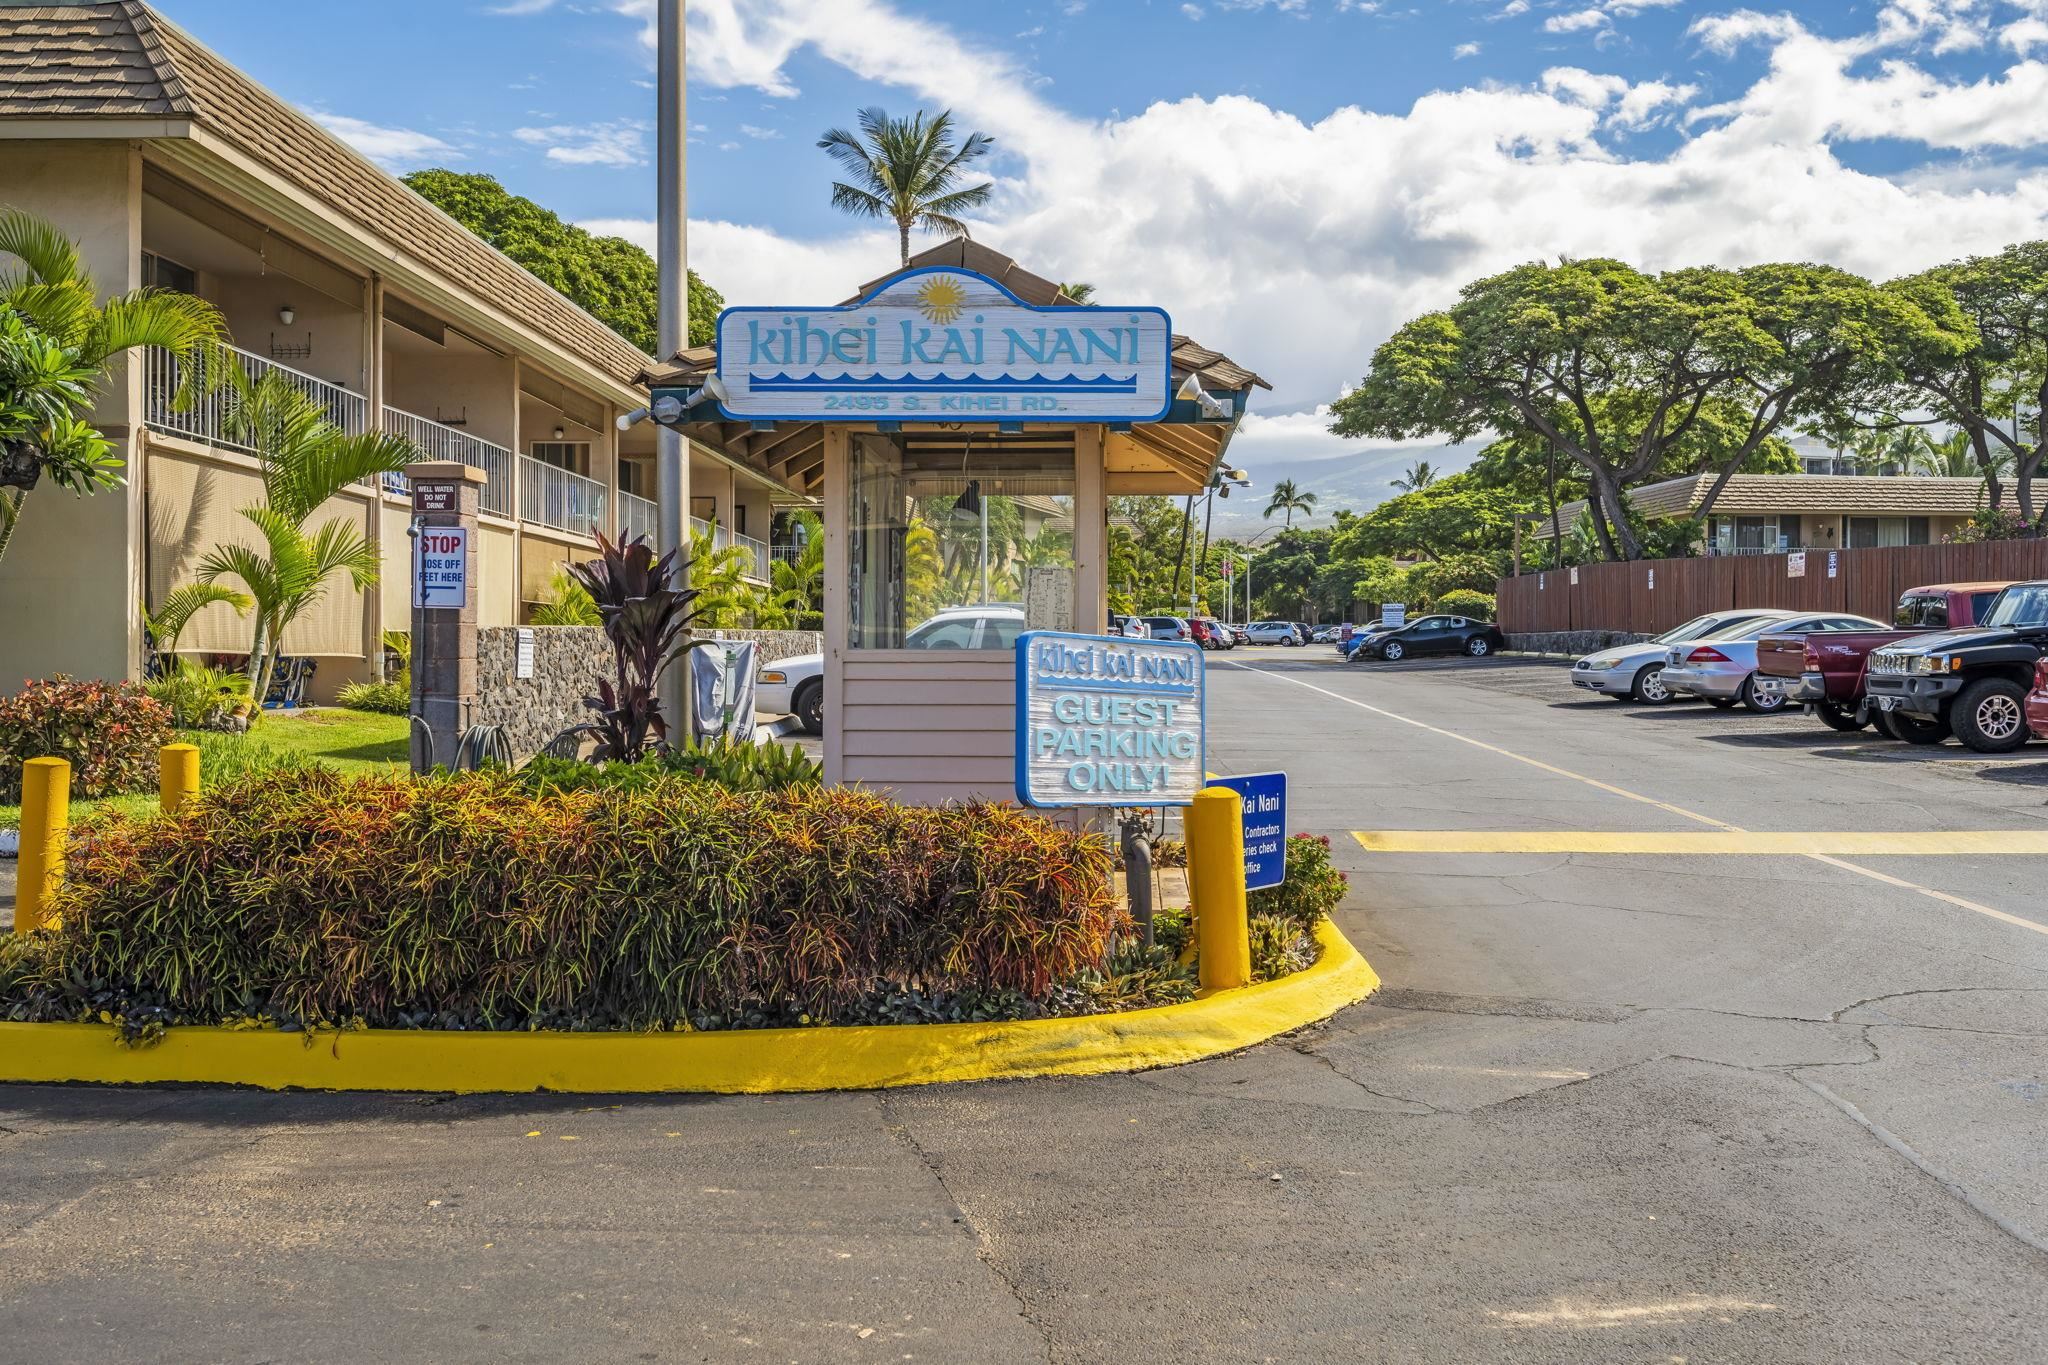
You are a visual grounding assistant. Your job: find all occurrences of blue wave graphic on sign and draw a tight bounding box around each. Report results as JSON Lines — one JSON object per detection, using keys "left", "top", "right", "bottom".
{"left": 749, "top": 371, "right": 1142, "bottom": 394}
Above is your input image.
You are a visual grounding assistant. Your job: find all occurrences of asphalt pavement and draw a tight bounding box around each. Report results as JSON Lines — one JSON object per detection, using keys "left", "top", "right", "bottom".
{"left": 4, "top": 651, "right": 2046, "bottom": 1363}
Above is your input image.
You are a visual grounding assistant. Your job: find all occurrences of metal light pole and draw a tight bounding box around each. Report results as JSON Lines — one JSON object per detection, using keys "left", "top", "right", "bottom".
{"left": 656, "top": 0, "right": 691, "bottom": 729}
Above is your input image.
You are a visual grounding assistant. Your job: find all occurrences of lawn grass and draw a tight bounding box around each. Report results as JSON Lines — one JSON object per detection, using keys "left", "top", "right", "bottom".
{"left": 1, "top": 707, "right": 409, "bottom": 831}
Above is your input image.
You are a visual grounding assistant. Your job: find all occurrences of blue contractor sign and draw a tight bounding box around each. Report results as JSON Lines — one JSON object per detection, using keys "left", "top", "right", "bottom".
{"left": 1016, "top": 631, "right": 1206, "bottom": 808}
{"left": 1205, "top": 771, "right": 1288, "bottom": 891}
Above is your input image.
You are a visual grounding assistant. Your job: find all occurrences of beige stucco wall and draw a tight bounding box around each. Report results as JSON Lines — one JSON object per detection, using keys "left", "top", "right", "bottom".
{"left": 0, "top": 140, "right": 144, "bottom": 686}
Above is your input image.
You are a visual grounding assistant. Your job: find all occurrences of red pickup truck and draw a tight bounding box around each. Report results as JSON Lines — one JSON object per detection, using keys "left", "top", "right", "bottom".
{"left": 1755, "top": 581, "right": 2009, "bottom": 738}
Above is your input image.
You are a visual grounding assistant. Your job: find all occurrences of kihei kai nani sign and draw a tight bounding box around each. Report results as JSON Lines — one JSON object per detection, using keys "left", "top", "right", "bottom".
{"left": 1016, "top": 631, "right": 1206, "bottom": 808}
{"left": 714, "top": 268, "right": 1173, "bottom": 423}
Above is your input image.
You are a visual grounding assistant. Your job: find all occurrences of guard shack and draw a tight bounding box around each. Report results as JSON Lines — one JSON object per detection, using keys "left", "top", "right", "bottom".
{"left": 645, "top": 241, "right": 1265, "bottom": 805}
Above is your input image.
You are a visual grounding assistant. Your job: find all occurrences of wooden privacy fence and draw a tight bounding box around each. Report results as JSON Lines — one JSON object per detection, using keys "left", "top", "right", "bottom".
{"left": 1498, "top": 541, "right": 2048, "bottom": 637}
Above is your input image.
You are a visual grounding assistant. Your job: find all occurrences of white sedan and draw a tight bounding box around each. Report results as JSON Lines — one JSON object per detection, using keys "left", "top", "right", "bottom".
{"left": 757, "top": 605, "right": 1028, "bottom": 735}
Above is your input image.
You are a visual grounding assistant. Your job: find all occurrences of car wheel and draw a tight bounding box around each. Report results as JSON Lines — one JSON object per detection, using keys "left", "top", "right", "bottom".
{"left": 1706, "top": 697, "right": 1738, "bottom": 709}
{"left": 1740, "top": 674, "right": 1788, "bottom": 713}
{"left": 793, "top": 679, "right": 825, "bottom": 736}
{"left": 1382, "top": 640, "right": 1405, "bottom": 661}
{"left": 1876, "top": 708, "right": 1948, "bottom": 745}
{"left": 1951, "top": 678, "right": 2030, "bottom": 753}
{"left": 1814, "top": 702, "right": 1868, "bottom": 733}
{"left": 1465, "top": 636, "right": 1492, "bottom": 657}
{"left": 1282, "top": 637, "right": 1299, "bottom": 647}
{"left": 1630, "top": 664, "right": 1672, "bottom": 705}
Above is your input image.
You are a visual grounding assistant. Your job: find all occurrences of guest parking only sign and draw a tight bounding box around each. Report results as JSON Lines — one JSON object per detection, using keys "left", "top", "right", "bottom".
{"left": 1016, "top": 632, "right": 1206, "bottom": 808}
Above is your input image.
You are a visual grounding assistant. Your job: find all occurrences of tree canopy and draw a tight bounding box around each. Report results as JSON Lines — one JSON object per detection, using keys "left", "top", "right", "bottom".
{"left": 405, "top": 170, "right": 722, "bottom": 354}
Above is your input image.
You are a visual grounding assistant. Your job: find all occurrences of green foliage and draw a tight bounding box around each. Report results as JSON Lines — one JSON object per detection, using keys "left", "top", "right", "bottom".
{"left": 1432, "top": 588, "right": 1496, "bottom": 619}
{"left": 1151, "top": 905, "right": 1193, "bottom": 957}
{"left": 1947, "top": 508, "right": 2032, "bottom": 542}
{"left": 337, "top": 679, "right": 410, "bottom": 715}
{"left": 1263, "top": 478, "right": 1318, "bottom": 527}
{"left": 146, "top": 661, "right": 250, "bottom": 729}
{"left": 529, "top": 568, "right": 601, "bottom": 626}
{"left": 141, "top": 583, "right": 252, "bottom": 658}
{"left": 403, "top": 170, "right": 720, "bottom": 351}
{"left": 566, "top": 531, "right": 707, "bottom": 761}
{"left": 0, "top": 676, "right": 172, "bottom": 801}
{"left": 818, "top": 107, "right": 996, "bottom": 266}
{"left": 1065, "top": 940, "right": 1198, "bottom": 1012}
{"left": 1248, "top": 833, "right": 1348, "bottom": 933}
{"left": 185, "top": 728, "right": 317, "bottom": 786}
{"left": 521, "top": 739, "right": 823, "bottom": 796}
{"left": 9, "top": 769, "right": 1125, "bottom": 1034}
{"left": 0, "top": 208, "right": 225, "bottom": 563}
{"left": 1248, "top": 915, "right": 1313, "bottom": 984}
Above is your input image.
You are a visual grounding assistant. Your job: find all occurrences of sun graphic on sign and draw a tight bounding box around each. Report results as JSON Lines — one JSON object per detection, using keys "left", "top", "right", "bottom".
{"left": 915, "top": 275, "right": 969, "bottom": 325}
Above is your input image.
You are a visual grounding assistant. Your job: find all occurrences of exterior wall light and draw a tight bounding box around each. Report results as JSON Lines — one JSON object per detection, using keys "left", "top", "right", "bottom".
{"left": 278, "top": 305, "right": 295, "bottom": 325}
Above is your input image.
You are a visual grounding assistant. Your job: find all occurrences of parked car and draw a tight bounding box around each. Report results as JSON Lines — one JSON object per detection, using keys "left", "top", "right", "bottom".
{"left": 1191, "top": 617, "right": 1234, "bottom": 650}
{"left": 1752, "top": 581, "right": 2012, "bottom": 736}
{"left": 1660, "top": 612, "right": 1887, "bottom": 712}
{"left": 1229, "top": 624, "right": 1251, "bottom": 645}
{"left": 2024, "top": 656, "right": 2048, "bottom": 742}
{"left": 1244, "top": 620, "right": 1305, "bottom": 646}
{"left": 1571, "top": 610, "right": 1796, "bottom": 704}
{"left": 759, "top": 605, "right": 1027, "bottom": 736}
{"left": 1141, "top": 614, "right": 1193, "bottom": 641}
{"left": 1107, "top": 613, "right": 1149, "bottom": 638}
{"left": 1349, "top": 614, "right": 1505, "bottom": 662}
{"left": 1862, "top": 579, "right": 2048, "bottom": 753}
{"left": 1311, "top": 625, "right": 1336, "bottom": 643}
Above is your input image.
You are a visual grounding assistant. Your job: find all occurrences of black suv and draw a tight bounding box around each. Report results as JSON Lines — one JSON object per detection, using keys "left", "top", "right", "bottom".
{"left": 1863, "top": 580, "right": 2048, "bottom": 752}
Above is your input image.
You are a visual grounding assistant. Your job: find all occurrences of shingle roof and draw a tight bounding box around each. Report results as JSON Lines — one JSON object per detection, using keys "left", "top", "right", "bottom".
{"left": 1533, "top": 473, "right": 1992, "bottom": 538}
{"left": 0, "top": 2, "right": 185, "bottom": 117}
{"left": 640, "top": 238, "right": 1269, "bottom": 393}
{"left": 0, "top": 2, "right": 653, "bottom": 390}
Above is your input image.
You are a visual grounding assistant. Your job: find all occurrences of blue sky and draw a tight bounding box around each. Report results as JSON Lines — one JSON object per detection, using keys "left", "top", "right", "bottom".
{"left": 156, "top": 0, "right": 2048, "bottom": 514}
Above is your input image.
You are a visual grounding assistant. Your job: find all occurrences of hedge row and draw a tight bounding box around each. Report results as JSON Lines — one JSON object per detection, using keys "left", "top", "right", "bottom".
{"left": 14, "top": 769, "right": 1123, "bottom": 1032}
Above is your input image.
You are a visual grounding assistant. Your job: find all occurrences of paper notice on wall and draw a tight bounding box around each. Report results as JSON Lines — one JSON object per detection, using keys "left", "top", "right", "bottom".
{"left": 1788, "top": 552, "right": 1807, "bottom": 579}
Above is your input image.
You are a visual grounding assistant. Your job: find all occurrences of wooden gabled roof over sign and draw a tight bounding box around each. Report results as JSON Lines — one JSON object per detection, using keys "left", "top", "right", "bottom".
{"left": 639, "top": 239, "right": 1268, "bottom": 498}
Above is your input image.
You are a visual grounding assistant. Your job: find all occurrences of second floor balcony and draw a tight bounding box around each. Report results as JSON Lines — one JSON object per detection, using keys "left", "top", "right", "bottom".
{"left": 521, "top": 455, "right": 607, "bottom": 540}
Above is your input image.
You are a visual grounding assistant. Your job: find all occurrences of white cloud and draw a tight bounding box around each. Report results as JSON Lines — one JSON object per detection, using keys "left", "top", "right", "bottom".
{"left": 513, "top": 120, "right": 650, "bottom": 167}
{"left": 652, "top": 0, "right": 2048, "bottom": 448}
{"left": 1453, "top": 41, "right": 1483, "bottom": 59}
{"left": 1545, "top": 9, "right": 1611, "bottom": 34}
{"left": 310, "top": 113, "right": 458, "bottom": 171}
{"left": 2005, "top": 17, "right": 2048, "bottom": 52}
{"left": 738, "top": 123, "right": 783, "bottom": 139}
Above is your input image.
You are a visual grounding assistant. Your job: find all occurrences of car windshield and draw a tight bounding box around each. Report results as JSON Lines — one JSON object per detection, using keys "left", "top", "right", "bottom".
{"left": 1655, "top": 614, "right": 1727, "bottom": 644}
{"left": 1985, "top": 584, "right": 2048, "bottom": 628}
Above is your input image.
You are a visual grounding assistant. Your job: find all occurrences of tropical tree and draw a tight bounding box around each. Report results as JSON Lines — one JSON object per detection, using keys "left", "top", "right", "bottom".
{"left": 142, "top": 582, "right": 252, "bottom": 662}
{"left": 685, "top": 522, "right": 764, "bottom": 628}
{"left": 1391, "top": 461, "right": 1437, "bottom": 493}
{"left": 817, "top": 107, "right": 996, "bottom": 268}
{"left": 530, "top": 568, "right": 601, "bottom": 625}
{"left": 766, "top": 510, "right": 824, "bottom": 624}
{"left": 190, "top": 367, "right": 417, "bottom": 709}
{"left": 1263, "top": 478, "right": 1318, "bottom": 528}
{"left": 0, "top": 207, "right": 224, "bottom": 563}
{"left": 1059, "top": 282, "right": 1097, "bottom": 304}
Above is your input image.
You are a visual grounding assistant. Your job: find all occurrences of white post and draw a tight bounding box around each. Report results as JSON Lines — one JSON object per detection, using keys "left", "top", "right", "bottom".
{"left": 656, "top": 0, "right": 691, "bottom": 729}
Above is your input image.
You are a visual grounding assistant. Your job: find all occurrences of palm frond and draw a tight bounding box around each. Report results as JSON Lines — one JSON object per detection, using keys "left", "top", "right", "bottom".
{"left": 82, "top": 288, "right": 225, "bottom": 367}
{"left": 0, "top": 208, "right": 84, "bottom": 289}
{"left": 828, "top": 183, "right": 891, "bottom": 221}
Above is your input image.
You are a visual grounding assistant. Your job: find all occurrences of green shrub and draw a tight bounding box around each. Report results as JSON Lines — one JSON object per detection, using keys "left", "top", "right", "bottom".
{"left": 146, "top": 662, "right": 250, "bottom": 729}
{"left": 9, "top": 769, "right": 1123, "bottom": 1035}
{"left": 337, "top": 679, "right": 411, "bottom": 715}
{"left": 1432, "top": 588, "right": 1496, "bottom": 620}
{"left": 1152, "top": 905, "right": 1193, "bottom": 957}
{"left": 1248, "top": 914, "right": 1315, "bottom": 982}
{"left": 188, "top": 730, "right": 317, "bottom": 785}
{"left": 1248, "top": 833, "right": 1348, "bottom": 932}
{"left": 520, "top": 740, "right": 822, "bottom": 795}
{"left": 0, "top": 676, "right": 173, "bottom": 802}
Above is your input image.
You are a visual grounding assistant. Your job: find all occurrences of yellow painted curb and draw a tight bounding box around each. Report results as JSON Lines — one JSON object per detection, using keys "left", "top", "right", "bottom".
{"left": 0, "top": 922, "right": 1378, "bottom": 1095}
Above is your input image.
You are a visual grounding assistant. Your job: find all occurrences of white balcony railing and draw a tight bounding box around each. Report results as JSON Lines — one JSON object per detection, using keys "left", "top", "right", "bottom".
{"left": 520, "top": 455, "right": 607, "bottom": 539}
{"left": 689, "top": 517, "right": 771, "bottom": 580}
{"left": 770, "top": 543, "right": 806, "bottom": 564}
{"left": 382, "top": 406, "right": 513, "bottom": 518}
{"left": 620, "top": 491, "right": 658, "bottom": 543}
{"left": 144, "top": 344, "right": 367, "bottom": 455}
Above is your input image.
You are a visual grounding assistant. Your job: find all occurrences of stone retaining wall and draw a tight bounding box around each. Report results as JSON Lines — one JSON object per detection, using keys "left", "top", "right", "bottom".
{"left": 475, "top": 627, "right": 824, "bottom": 762}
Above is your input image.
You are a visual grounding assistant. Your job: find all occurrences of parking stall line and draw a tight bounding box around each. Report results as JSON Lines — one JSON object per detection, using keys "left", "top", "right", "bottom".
{"left": 1223, "top": 659, "right": 2048, "bottom": 941}
{"left": 1355, "top": 831, "right": 2048, "bottom": 856}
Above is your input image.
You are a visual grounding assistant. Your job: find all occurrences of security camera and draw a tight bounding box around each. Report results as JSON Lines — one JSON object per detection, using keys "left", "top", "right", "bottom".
{"left": 1176, "top": 372, "right": 1231, "bottom": 422}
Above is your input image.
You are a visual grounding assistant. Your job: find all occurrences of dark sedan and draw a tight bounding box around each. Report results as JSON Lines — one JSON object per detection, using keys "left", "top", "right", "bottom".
{"left": 1348, "top": 614, "right": 1505, "bottom": 662}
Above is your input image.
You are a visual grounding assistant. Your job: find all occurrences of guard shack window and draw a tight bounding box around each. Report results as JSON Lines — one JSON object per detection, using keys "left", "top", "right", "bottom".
{"left": 847, "top": 431, "right": 1077, "bottom": 650}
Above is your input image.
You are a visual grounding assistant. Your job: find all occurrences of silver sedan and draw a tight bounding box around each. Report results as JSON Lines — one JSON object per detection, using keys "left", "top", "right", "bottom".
{"left": 1571, "top": 610, "right": 1797, "bottom": 704}
{"left": 1243, "top": 620, "right": 1304, "bottom": 646}
{"left": 1660, "top": 612, "right": 1885, "bottom": 712}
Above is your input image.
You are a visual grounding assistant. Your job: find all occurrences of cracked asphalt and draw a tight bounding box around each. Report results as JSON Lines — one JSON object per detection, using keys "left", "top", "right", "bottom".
{"left": 4, "top": 653, "right": 2047, "bottom": 1362}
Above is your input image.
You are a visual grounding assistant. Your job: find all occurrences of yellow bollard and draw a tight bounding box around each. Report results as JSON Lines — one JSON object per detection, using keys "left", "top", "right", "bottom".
{"left": 160, "top": 742, "right": 201, "bottom": 814}
{"left": 15, "top": 756, "right": 70, "bottom": 935}
{"left": 1185, "top": 785, "right": 1251, "bottom": 991}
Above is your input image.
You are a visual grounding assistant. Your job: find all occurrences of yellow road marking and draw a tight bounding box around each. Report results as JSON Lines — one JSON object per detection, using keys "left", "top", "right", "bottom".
{"left": 1223, "top": 660, "right": 2048, "bottom": 940}
{"left": 1355, "top": 830, "right": 2048, "bottom": 856}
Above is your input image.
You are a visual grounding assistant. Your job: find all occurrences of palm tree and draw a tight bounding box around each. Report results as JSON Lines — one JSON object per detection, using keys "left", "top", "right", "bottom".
{"left": 0, "top": 208, "right": 223, "bottom": 563}
{"left": 190, "top": 367, "right": 417, "bottom": 710}
{"left": 765, "top": 510, "right": 824, "bottom": 625}
{"left": 1391, "top": 460, "right": 1438, "bottom": 493}
{"left": 1263, "top": 479, "right": 1318, "bottom": 528}
{"left": 142, "top": 582, "right": 253, "bottom": 664}
{"left": 817, "top": 108, "right": 995, "bottom": 268}
{"left": 684, "top": 521, "right": 763, "bottom": 628}
{"left": 1059, "top": 282, "right": 1097, "bottom": 304}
